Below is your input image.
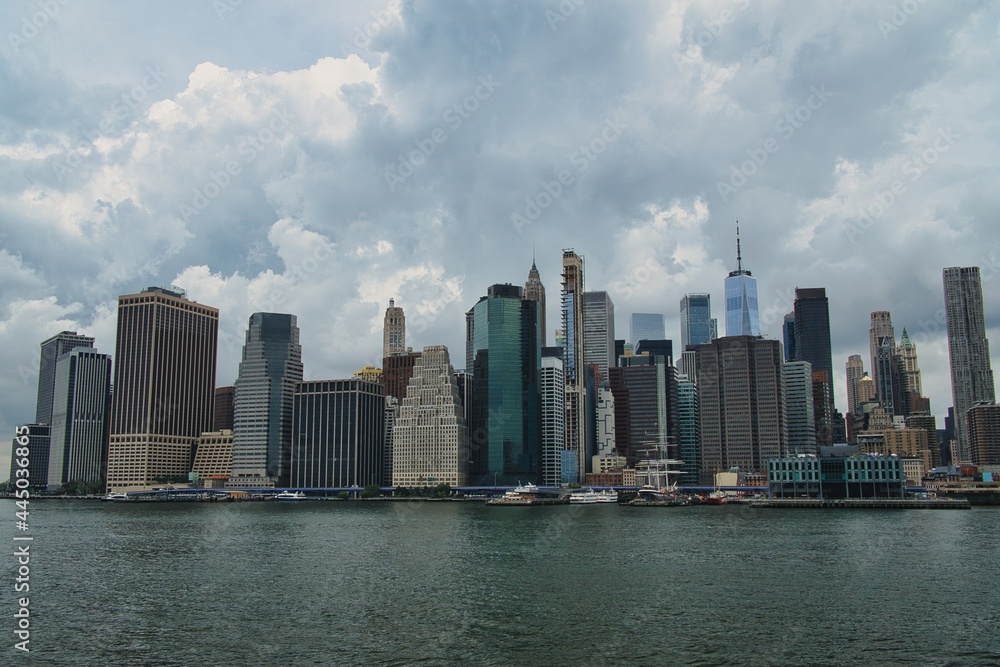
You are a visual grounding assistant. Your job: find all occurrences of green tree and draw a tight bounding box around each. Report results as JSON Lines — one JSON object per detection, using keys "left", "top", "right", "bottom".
{"left": 337, "top": 490, "right": 350, "bottom": 500}
{"left": 360, "top": 485, "right": 381, "bottom": 499}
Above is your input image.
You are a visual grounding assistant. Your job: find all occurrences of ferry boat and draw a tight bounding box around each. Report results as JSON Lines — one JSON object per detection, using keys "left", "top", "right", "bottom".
{"left": 274, "top": 491, "right": 307, "bottom": 501}
{"left": 100, "top": 492, "right": 129, "bottom": 502}
{"left": 486, "top": 483, "right": 568, "bottom": 506}
{"left": 567, "top": 487, "right": 619, "bottom": 504}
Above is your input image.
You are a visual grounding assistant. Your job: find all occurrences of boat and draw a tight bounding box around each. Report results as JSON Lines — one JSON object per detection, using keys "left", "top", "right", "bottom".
{"left": 702, "top": 489, "right": 730, "bottom": 505}
{"left": 100, "top": 492, "right": 129, "bottom": 502}
{"left": 628, "top": 485, "right": 689, "bottom": 507}
{"left": 486, "top": 483, "right": 568, "bottom": 506}
{"left": 626, "top": 438, "right": 689, "bottom": 506}
{"left": 274, "top": 491, "right": 307, "bottom": 501}
{"left": 567, "top": 487, "right": 619, "bottom": 504}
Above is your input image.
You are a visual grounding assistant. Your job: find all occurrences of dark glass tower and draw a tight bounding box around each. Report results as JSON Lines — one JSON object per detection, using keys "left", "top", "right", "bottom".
{"left": 47, "top": 348, "right": 112, "bottom": 489}
{"left": 230, "top": 312, "right": 303, "bottom": 487}
{"left": 679, "top": 294, "right": 714, "bottom": 350}
{"left": 35, "top": 331, "right": 94, "bottom": 425}
{"left": 470, "top": 284, "right": 542, "bottom": 485}
{"left": 793, "top": 288, "right": 835, "bottom": 414}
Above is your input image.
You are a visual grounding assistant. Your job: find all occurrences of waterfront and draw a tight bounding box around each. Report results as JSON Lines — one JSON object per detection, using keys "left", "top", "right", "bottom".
{"left": 3, "top": 501, "right": 999, "bottom": 666}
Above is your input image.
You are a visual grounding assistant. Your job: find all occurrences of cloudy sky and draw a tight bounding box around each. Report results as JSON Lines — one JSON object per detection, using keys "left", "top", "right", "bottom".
{"left": 2, "top": 0, "right": 999, "bottom": 473}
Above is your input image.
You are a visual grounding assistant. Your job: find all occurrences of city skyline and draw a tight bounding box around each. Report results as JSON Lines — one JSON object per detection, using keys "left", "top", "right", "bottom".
{"left": 2, "top": 2, "right": 1000, "bottom": 478}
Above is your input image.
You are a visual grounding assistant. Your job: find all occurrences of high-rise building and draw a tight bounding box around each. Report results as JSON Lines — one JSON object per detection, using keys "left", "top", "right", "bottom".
{"left": 845, "top": 355, "right": 865, "bottom": 416}
{"left": 905, "top": 413, "right": 940, "bottom": 469}
{"left": 229, "top": 313, "right": 303, "bottom": 488}
{"left": 471, "top": 284, "right": 542, "bottom": 485}
{"left": 383, "top": 299, "right": 405, "bottom": 358}
{"left": 793, "top": 288, "right": 835, "bottom": 414}
{"left": 561, "top": 250, "right": 587, "bottom": 481}
{"left": 383, "top": 351, "right": 422, "bottom": 403}
{"left": 812, "top": 370, "right": 833, "bottom": 447}
{"left": 464, "top": 308, "right": 475, "bottom": 371}
{"left": 966, "top": 402, "right": 1000, "bottom": 466}
{"left": 869, "top": 311, "right": 895, "bottom": 405}
{"left": 677, "top": 374, "right": 699, "bottom": 487}
{"left": 583, "top": 291, "right": 615, "bottom": 378}
{"left": 382, "top": 396, "right": 399, "bottom": 486}
{"left": 391, "top": 345, "right": 468, "bottom": 487}
{"left": 524, "top": 258, "right": 547, "bottom": 347}
{"left": 896, "top": 329, "right": 924, "bottom": 414}
{"left": 540, "top": 351, "right": 566, "bottom": 486}
{"left": 290, "top": 379, "right": 384, "bottom": 488}
{"left": 680, "top": 294, "right": 715, "bottom": 350}
{"left": 630, "top": 313, "right": 665, "bottom": 348}
{"left": 874, "top": 335, "right": 900, "bottom": 415}
{"left": 9, "top": 424, "right": 51, "bottom": 490}
{"left": 783, "top": 361, "right": 816, "bottom": 455}
{"left": 856, "top": 373, "right": 876, "bottom": 407}
{"left": 47, "top": 348, "right": 112, "bottom": 490}
{"left": 944, "top": 267, "right": 996, "bottom": 462}
{"left": 106, "top": 287, "right": 218, "bottom": 491}
{"left": 191, "top": 430, "right": 234, "bottom": 486}
{"left": 608, "top": 343, "right": 679, "bottom": 464}
{"left": 724, "top": 225, "right": 760, "bottom": 337}
{"left": 782, "top": 313, "right": 796, "bottom": 362}
{"left": 695, "top": 336, "right": 786, "bottom": 484}
{"left": 213, "top": 386, "right": 235, "bottom": 431}
{"left": 35, "top": 331, "right": 95, "bottom": 425}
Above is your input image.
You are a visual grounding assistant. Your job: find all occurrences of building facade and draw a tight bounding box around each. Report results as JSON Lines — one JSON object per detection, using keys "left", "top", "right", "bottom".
{"left": 107, "top": 287, "right": 218, "bottom": 491}
{"left": 966, "top": 402, "right": 1000, "bottom": 466}
{"left": 680, "top": 294, "right": 716, "bottom": 351}
{"left": 582, "top": 290, "right": 615, "bottom": 378}
{"left": 845, "top": 355, "right": 865, "bottom": 416}
{"left": 783, "top": 361, "right": 816, "bottom": 455}
{"left": 540, "top": 353, "right": 566, "bottom": 486}
{"left": 724, "top": 227, "right": 760, "bottom": 337}
{"left": 35, "top": 331, "right": 95, "bottom": 425}
{"left": 630, "top": 312, "right": 665, "bottom": 348}
{"left": 383, "top": 299, "right": 405, "bottom": 358}
{"left": 524, "top": 259, "right": 547, "bottom": 347}
{"left": 793, "top": 288, "right": 835, "bottom": 415}
{"left": 213, "top": 386, "right": 235, "bottom": 431}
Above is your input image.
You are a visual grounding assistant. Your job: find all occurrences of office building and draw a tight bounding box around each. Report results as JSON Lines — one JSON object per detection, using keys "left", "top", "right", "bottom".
{"left": 383, "top": 299, "right": 405, "bottom": 358}
{"left": 229, "top": 313, "right": 303, "bottom": 488}
{"left": 382, "top": 396, "right": 399, "bottom": 486}
{"left": 562, "top": 250, "right": 587, "bottom": 481}
{"left": 524, "top": 258, "right": 547, "bottom": 347}
{"left": 471, "top": 284, "right": 542, "bottom": 485}
{"left": 192, "top": 430, "right": 234, "bottom": 487}
{"left": 767, "top": 447, "right": 905, "bottom": 499}
{"left": 630, "top": 312, "right": 665, "bottom": 348}
{"left": 783, "top": 361, "right": 816, "bottom": 455}
{"left": 383, "top": 351, "right": 422, "bottom": 402}
{"left": 944, "top": 267, "right": 996, "bottom": 462}
{"left": 680, "top": 294, "right": 715, "bottom": 350}
{"left": 869, "top": 311, "right": 895, "bottom": 406}
{"left": 677, "top": 375, "right": 699, "bottom": 486}
{"left": 9, "top": 424, "right": 51, "bottom": 490}
{"left": 47, "top": 348, "right": 112, "bottom": 490}
{"left": 608, "top": 343, "right": 679, "bottom": 464}
{"left": 695, "top": 336, "right": 786, "bottom": 484}
{"left": 782, "top": 313, "right": 796, "bottom": 362}
{"left": 213, "top": 386, "right": 235, "bottom": 431}
{"left": 845, "top": 355, "right": 865, "bottom": 416}
{"left": 290, "top": 379, "right": 384, "bottom": 488}
{"left": 35, "top": 331, "right": 95, "bottom": 425}
{"left": 966, "top": 402, "right": 1000, "bottom": 466}
{"left": 583, "top": 291, "right": 615, "bottom": 378}
{"left": 724, "top": 225, "right": 760, "bottom": 337}
{"left": 540, "top": 352, "right": 566, "bottom": 486}
{"left": 391, "top": 345, "right": 468, "bottom": 487}
{"left": 106, "top": 287, "right": 218, "bottom": 491}
{"left": 896, "top": 329, "right": 923, "bottom": 414}
{"left": 793, "top": 288, "right": 835, "bottom": 416}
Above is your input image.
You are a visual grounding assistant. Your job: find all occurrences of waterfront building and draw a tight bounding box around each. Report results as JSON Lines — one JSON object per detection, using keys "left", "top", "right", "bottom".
{"left": 677, "top": 374, "right": 699, "bottom": 486}
{"left": 229, "top": 313, "right": 303, "bottom": 488}
{"left": 901, "top": 457, "right": 925, "bottom": 486}
{"left": 524, "top": 258, "right": 547, "bottom": 347}
{"left": 944, "top": 267, "right": 996, "bottom": 462}
{"left": 383, "top": 299, "right": 405, "bottom": 358}
{"left": 540, "top": 352, "right": 566, "bottom": 486}
{"left": 583, "top": 291, "right": 615, "bottom": 378}
{"left": 695, "top": 336, "right": 786, "bottom": 484}
{"left": 845, "top": 355, "right": 865, "bottom": 416}
{"left": 966, "top": 402, "right": 1000, "bottom": 466}
{"left": 793, "top": 288, "right": 835, "bottom": 418}
{"left": 9, "top": 424, "right": 51, "bottom": 490}
{"left": 392, "top": 345, "right": 468, "bottom": 488}
{"left": 47, "top": 347, "right": 112, "bottom": 490}
{"left": 213, "top": 386, "right": 235, "bottom": 431}
{"left": 290, "top": 379, "right": 385, "bottom": 488}
{"left": 35, "top": 331, "right": 95, "bottom": 425}
{"left": 767, "top": 449, "right": 905, "bottom": 499}
{"left": 724, "top": 225, "right": 760, "bottom": 337}
{"left": 630, "top": 312, "right": 665, "bottom": 349}
{"left": 107, "top": 287, "right": 218, "bottom": 492}
{"left": 471, "top": 284, "right": 542, "bottom": 485}
{"left": 680, "top": 294, "right": 715, "bottom": 351}
{"left": 191, "top": 430, "right": 234, "bottom": 487}
{"left": 783, "top": 361, "right": 816, "bottom": 455}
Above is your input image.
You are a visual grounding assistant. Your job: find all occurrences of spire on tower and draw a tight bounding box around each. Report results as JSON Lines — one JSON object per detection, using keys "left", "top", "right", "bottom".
{"left": 736, "top": 220, "right": 742, "bottom": 273}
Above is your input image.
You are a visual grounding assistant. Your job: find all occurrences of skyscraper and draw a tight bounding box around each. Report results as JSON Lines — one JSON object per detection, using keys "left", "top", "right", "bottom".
{"left": 471, "top": 284, "right": 542, "bottom": 485}
{"left": 582, "top": 291, "right": 615, "bottom": 378}
{"left": 383, "top": 299, "right": 405, "bottom": 358}
{"left": 630, "top": 312, "right": 665, "bottom": 348}
{"left": 47, "top": 348, "right": 112, "bottom": 490}
{"left": 783, "top": 361, "right": 816, "bottom": 455}
{"left": 229, "top": 312, "right": 303, "bottom": 488}
{"left": 695, "top": 336, "right": 786, "bottom": 484}
{"left": 896, "top": 329, "right": 924, "bottom": 414}
{"left": 107, "top": 287, "right": 218, "bottom": 491}
{"left": 524, "top": 258, "right": 547, "bottom": 347}
{"left": 561, "top": 250, "right": 587, "bottom": 480}
{"left": 539, "top": 352, "right": 566, "bottom": 486}
{"left": 391, "top": 345, "right": 468, "bottom": 487}
{"left": 290, "top": 379, "right": 384, "bottom": 488}
{"left": 676, "top": 374, "right": 700, "bottom": 486}
{"left": 35, "top": 331, "right": 94, "bottom": 425}
{"left": 679, "top": 294, "right": 715, "bottom": 350}
{"left": 782, "top": 313, "right": 796, "bottom": 362}
{"left": 869, "top": 311, "right": 895, "bottom": 405}
{"left": 724, "top": 224, "right": 760, "bottom": 337}
{"left": 944, "top": 266, "right": 996, "bottom": 462}
{"left": 845, "top": 355, "right": 865, "bottom": 416}
{"left": 213, "top": 386, "right": 236, "bottom": 431}
{"left": 793, "top": 288, "right": 835, "bottom": 414}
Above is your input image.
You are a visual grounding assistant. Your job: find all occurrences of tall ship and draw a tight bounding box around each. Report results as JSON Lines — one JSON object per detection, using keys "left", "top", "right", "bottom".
{"left": 629, "top": 439, "right": 688, "bottom": 506}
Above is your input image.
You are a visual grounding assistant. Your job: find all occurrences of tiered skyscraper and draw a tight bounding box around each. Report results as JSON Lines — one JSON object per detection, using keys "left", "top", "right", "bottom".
{"left": 724, "top": 224, "right": 760, "bottom": 337}
{"left": 383, "top": 298, "right": 405, "bottom": 358}
{"left": 944, "top": 266, "right": 996, "bottom": 462}
{"left": 524, "top": 258, "right": 547, "bottom": 346}
{"left": 229, "top": 312, "right": 303, "bottom": 488}
{"left": 107, "top": 287, "right": 218, "bottom": 491}
{"left": 391, "top": 345, "right": 468, "bottom": 487}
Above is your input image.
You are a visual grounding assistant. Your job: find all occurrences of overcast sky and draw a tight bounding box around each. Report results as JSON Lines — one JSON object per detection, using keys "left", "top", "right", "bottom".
{"left": 3, "top": 0, "right": 999, "bottom": 475}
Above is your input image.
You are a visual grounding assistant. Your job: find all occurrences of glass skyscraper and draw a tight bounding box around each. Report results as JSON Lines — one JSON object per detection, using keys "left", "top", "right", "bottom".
{"left": 724, "top": 226, "right": 760, "bottom": 337}
{"left": 583, "top": 291, "right": 615, "bottom": 378}
{"left": 679, "top": 294, "right": 715, "bottom": 350}
{"left": 629, "top": 312, "right": 665, "bottom": 348}
{"left": 793, "top": 287, "right": 835, "bottom": 415}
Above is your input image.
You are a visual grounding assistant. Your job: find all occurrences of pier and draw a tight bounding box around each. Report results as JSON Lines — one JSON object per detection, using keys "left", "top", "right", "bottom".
{"left": 748, "top": 497, "right": 970, "bottom": 510}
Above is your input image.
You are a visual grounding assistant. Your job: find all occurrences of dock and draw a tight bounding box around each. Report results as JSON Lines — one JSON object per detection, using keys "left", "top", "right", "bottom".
{"left": 748, "top": 497, "right": 971, "bottom": 510}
